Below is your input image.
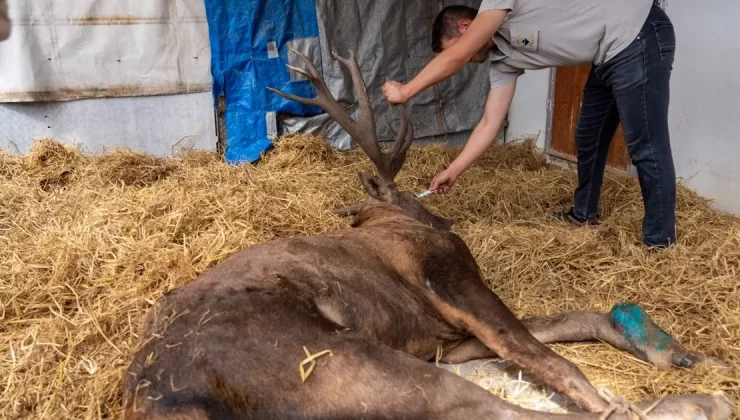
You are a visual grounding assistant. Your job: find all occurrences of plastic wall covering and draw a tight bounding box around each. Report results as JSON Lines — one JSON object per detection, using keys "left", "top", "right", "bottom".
{"left": 208, "top": 0, "right": 488, "bottom": 163}
{"left": 281, "top": 0, "right": 489, "bottom": 151}
{"left": 204, "top": 0, "right": 324, "bottom": 164}
{"left": 0, "top": 0, "right": 211, "bottom": 102}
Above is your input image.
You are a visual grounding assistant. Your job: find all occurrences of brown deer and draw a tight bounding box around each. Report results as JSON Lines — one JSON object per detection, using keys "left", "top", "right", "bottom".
{"left": 122, "top": 50, "right": 733, "bottom": 420}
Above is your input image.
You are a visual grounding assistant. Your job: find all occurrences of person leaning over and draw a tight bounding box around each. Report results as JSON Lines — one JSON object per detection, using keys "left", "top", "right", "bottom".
{"left": 382, "top": 1, "right": 677, "bottom": 249}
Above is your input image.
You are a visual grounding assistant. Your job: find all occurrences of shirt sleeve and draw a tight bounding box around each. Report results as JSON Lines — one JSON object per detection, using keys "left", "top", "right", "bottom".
{"left": 489, "top": 64, "right": 522, "bottom": 89}
{"left": 478, "top": 0, "right": 516, "bottom": 13}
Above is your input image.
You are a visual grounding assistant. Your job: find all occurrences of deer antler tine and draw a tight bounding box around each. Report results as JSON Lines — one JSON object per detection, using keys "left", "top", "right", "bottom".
{"left": 288, "top": 49, "right": 323, "bottom": 80}
{"left": 269, "top": 51, "right": 372, "bottom": 153}
{"left": 327, "top": 50, "right": 393, "bottom": 181}
{"left": 270, "top": 48, "right": 405, "bottom": 184}
{"left": 266, "top": 87, "right": 319, "bottom": 107}
{"left": 267, "top": 52, "right": 333, "bottom": 108}
{"left": 333, "top": 51, "right": 375, "bottom": 133}
{"left": 389, "top": 106, "right": 410, "bottom": 154}
{"left": 388, "top": 106, "right": 414, "bottom": 178}
{"left": 285, "top": 65, "right": 313, "bottom": 81}
{"left": 330, "top": 49, "right": 346, "bottom": 63}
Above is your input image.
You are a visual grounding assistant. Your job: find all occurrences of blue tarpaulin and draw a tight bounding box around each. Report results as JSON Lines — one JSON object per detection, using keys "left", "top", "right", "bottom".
{"left": 203, "top": 0, "right": 323, "bottom": 164}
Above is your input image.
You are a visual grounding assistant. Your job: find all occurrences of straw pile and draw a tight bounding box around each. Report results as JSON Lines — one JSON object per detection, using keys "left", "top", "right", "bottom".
{"left": 1, "top": 135, "right": 738, "bottom": 419}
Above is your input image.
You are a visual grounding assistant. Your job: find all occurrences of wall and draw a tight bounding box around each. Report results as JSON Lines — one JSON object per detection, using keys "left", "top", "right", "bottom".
{"left": 505, "top": 69, "right": 551, "bottom": 149}
{"left": 664, "top": 0, "right": 740, "bottom": 214}
{"left": 0, "top": 0, "right": 210, "bottom": 102}
{"left": 0, "top": 0, "right": 215, "bottom": 158}
{"left": 0, "top": 92, "right": 217, "bottom": 156}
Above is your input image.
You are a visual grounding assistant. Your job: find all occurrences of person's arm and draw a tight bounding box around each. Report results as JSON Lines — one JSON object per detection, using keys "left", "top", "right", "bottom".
{"left": 384, "top": 9, "right": 507, "bottom": 104}
{"left": 430, "top": 78, "right": 517, "bottom": 192}
{"left": 449, "top": 79, "right": 516, "bottom": 174}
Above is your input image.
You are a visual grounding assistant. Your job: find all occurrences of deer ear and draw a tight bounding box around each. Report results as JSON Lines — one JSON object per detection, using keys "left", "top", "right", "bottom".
{"left": 359, "top": 172, "right": 393, "bottom": 202}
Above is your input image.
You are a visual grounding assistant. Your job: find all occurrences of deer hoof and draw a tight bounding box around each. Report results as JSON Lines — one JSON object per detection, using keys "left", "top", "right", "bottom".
{"left": 610, "top": 303, "right": 676, "bottom": 364}
{"left": 608, "top": 303, "right": 728, "bottom": 371}
{"left": 635, "top": 392, "right": 734, "bottom": 420}
{"left": 700, "top": 356, "right": 733, "bottom": 373}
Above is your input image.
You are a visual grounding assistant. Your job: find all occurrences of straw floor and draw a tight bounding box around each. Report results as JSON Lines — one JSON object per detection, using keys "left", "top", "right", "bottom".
{"left": 1, "top": 135, "right": 738, "bottom": 419}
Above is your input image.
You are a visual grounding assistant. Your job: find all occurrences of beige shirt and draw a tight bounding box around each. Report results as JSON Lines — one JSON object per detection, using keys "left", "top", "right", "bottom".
{"left": 479, "top": 0, "right": 653, "bottom": 88}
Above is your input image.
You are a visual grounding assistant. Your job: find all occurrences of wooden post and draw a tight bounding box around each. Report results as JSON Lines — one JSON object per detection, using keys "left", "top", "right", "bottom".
{"left": 215, "top": 96, "right": 227, "bottom": 158}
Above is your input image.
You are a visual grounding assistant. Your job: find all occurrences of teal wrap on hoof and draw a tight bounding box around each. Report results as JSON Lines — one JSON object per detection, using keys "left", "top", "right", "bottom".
{"left": 609, "top": 302, "right": 691, "bottom": 367}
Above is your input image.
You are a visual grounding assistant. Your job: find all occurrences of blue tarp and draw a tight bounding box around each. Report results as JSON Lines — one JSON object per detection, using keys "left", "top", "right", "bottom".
{"left": 204, "top": 0, "right": 323, "bottom": 164}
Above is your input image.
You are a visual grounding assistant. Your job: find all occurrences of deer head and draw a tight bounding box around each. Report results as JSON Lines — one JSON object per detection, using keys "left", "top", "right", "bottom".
{"left": 268, "top": 50, "right": 453, "bottom": 231}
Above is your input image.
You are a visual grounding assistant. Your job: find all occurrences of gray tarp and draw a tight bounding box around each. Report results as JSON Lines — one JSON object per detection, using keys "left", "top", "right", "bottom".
{"left": 281, "top": 0, "right": 488, "bottom": 150}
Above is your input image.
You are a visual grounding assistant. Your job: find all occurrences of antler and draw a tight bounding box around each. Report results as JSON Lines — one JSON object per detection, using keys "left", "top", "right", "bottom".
{"left": 268, "top": 49, "right": 413, "bottom": 185}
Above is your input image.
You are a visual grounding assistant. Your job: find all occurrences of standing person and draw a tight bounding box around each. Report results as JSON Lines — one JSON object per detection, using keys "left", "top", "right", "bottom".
{"left": 382, "top": 1, "right": 677, "bottom": 249}
{"left": 0, "top": 0, "right": 10, "bottom": 41}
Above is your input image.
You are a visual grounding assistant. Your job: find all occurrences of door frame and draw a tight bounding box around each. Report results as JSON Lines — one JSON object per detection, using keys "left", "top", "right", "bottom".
{"left": 544, "top": 67, "right": 638, "bottom": 176}
{"left": 545, "top": 0, "right": 667, "bottom": 176}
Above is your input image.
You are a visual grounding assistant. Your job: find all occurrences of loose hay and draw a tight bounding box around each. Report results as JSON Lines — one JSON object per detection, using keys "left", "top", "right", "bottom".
{"left": 93, "top": 149, "right": 176, "bottom": 188}
{"left": 299, "top": 347, "right": 334, "bottom": 383}
{"left": 0, "top": 134, "right": 738, "bottom": 419}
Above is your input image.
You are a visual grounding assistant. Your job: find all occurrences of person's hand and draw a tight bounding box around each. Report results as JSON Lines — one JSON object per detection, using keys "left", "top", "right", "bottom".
{"left": 429, "top": 168, "right": 459, "bottom": 194}
{"left": 382, "top": 80, "right": 410, "bottom": 105}
{"left": 0, "top": 0, "right": 10, "bottom": 41}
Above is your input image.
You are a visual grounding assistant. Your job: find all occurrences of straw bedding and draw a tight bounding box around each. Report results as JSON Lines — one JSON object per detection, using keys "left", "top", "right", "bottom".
{"left": 1, "top": 135, "right": 738, "bottom": 419}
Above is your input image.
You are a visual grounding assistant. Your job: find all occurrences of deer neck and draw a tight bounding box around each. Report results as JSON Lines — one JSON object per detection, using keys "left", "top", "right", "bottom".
{"left": 349, "top": 202, "right": 418, "bottom": 229}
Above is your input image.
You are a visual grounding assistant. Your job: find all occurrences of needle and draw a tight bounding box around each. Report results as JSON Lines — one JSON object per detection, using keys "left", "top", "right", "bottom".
{"left": 417, "top": 190, "right": 436, "bottom": 198}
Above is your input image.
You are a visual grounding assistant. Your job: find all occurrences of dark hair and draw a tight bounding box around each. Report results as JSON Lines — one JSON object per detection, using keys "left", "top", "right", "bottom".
{"left": 431, "top": 5, "right": 478, "bottom": 53}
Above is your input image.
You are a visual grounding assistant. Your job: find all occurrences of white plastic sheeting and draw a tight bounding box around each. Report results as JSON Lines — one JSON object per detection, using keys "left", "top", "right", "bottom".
{"left": 0, "top": 0, "right": 211, "bottom": 102}
{"left": 0, "top": 92, "right": 217, "bottom": 156}
{"left": 0, "top": 0, "right": 493, "bottom": 157}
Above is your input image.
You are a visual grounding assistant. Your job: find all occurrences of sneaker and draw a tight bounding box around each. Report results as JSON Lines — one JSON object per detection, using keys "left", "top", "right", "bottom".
{"left": 644, "top": 242, "right": 674, "bottom": 253}
{"left": 549, "top": 209, "right": 599, "bottom": 227}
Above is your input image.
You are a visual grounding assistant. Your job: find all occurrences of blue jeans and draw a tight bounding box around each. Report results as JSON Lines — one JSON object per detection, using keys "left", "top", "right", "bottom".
{"left": 572, "top": 4, "right": 677, "bottom": 247}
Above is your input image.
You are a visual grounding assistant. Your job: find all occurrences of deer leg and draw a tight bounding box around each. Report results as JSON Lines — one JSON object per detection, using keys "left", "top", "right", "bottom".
{"left": 439, "top": 336, "right": 496, "bottom": 364}
{"left": 422, "top": 278, "right": 736, "bottom": 419}
{"left": 288, "top": 335, "right": 569, "bottom": 420}
{"left": 421, "top": 281, "right": 610, "bottom": 413}
{"left": 522, "top": 305, "right": 730, "bottom": 371}
{"left": 433, "top": 336, "right": 734, "bottom": 419}
{"left": 139, "top": 326, "right": 728, "bottom": 420}
{"left": 302, "top": 335, "right": 733, "bottom": 420}
{"left": 441, "top": 304, "right": 728, "bottom": 372}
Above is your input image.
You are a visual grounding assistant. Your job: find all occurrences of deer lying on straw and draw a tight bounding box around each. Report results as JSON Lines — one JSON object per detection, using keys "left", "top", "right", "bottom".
{"left": 122, "top": 50, "right": 733, "bottom": 420}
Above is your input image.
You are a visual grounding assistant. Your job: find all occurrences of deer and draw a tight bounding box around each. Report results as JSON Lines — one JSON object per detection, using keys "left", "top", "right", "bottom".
{"left": 121, "top": 49, "right": 733, "bottom": 420}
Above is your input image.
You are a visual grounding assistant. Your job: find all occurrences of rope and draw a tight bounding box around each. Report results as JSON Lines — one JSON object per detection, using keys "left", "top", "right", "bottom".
{"left": 597, "top": 387, "right": 664, "bottom": 420}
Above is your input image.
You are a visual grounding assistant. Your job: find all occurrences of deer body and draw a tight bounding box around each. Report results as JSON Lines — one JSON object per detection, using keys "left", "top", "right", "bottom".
{"left": 122, "top": 51, "right": 732, "bottom": 419}
{"left": 123, "top": 205, "right": 477, "bottom": 418}
{"left": 142, "top": 205, "right": 468, "bottom": 364}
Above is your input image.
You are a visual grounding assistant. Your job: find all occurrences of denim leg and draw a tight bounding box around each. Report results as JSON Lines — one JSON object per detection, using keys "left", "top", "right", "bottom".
{"left": 598, "top": 5, "right": 677, "bottom": 246}
{"left": 572, "top": 68, "right": 621, "bottom": 220}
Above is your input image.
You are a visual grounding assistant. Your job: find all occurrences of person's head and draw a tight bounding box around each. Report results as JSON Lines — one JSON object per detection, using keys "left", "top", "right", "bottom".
{"left": 431, "top": 5, "right": 492, "bottom": 63}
